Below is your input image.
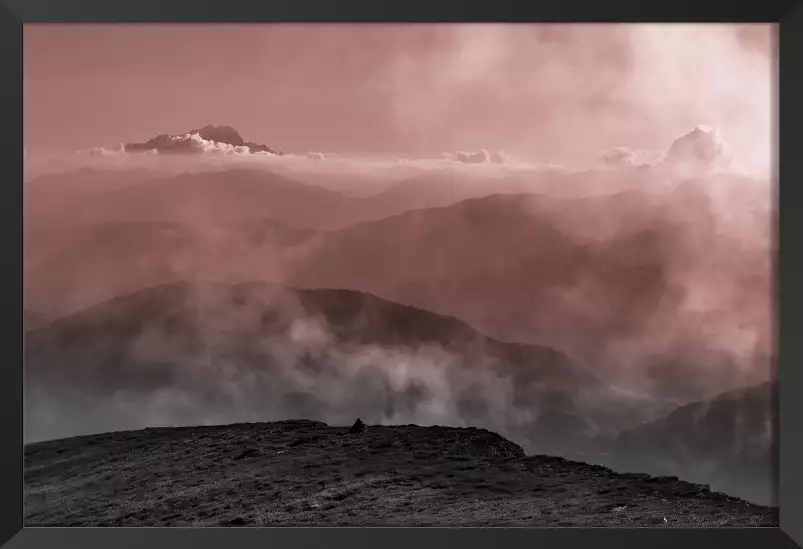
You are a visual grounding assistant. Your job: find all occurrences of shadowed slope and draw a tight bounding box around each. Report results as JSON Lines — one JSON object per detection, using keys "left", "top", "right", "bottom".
{"left": 606, "top": 381, "right": 776, "bottom": 506}
{"left": 290, "top": 186, "right": 772, "bottom": 401}
{"left": 24, "top": 281, "right": 639, "bottom": 449}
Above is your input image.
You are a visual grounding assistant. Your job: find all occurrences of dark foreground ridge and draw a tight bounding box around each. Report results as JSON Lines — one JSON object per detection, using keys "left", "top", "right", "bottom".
{"left": 24, "top": 420, "right": 777, "bottom": 527}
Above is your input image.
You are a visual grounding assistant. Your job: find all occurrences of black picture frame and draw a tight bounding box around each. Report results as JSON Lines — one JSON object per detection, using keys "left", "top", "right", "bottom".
{"left": 3, "top": 1, "right": 801, "bottom": 548}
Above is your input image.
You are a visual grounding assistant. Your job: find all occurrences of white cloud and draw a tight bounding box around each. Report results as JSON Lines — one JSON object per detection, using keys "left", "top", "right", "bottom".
{"left": 444, "top": 149, "right": 509, "bottom": 165}
{"left": 597, "top": 147, "right": 656, "bottom": 168}
{"left": 664, "top": 125, "right": 733, "bottom": 175}
{"left": 123, "top": 132, "right": 270, "bottom": 156}
{"left": 23, "top": 125, "right": 762, "bottom": 187}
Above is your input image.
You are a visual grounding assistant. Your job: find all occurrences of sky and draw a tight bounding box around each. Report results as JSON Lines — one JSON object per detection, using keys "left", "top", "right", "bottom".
{"left": 24, "top": 23, "right": 775, "bottom": 167}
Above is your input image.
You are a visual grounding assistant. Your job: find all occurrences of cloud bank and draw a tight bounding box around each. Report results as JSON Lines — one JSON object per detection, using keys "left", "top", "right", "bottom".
{"left": 27, "top": 121, "right": 756, "bottom": 187}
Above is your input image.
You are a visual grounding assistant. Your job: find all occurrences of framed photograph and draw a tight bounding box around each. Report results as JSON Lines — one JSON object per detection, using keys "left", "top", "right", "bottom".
{"left": 4, "top": 1, "right": 801, "bottom": 548}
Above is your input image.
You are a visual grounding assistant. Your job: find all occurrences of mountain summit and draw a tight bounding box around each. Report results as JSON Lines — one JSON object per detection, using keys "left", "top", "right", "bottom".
{"left": 124, "top": 125, "right": 282, "bottom": 155}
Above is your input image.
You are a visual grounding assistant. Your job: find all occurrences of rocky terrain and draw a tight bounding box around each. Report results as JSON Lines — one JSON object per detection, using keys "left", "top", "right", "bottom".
{"left": 23, "top": 419, "right": 778, "bottom": 527}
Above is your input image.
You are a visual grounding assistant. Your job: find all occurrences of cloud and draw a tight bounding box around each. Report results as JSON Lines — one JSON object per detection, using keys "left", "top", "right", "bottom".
{"left": 664, "top": 125, "right": 733, "bottom": 175}
{"left": 597, "top": 147, "right": 655, "bottom": 168}
{"left": 123, "top": 132, "right": 274, "bottom": 156}
{"left": 445, "top": 149, "right": 509, "bottom": 165}
{"left": 593, "top": 125, "right": 738, "bottom": 177}
{"left": 22, "top": 123, "right": 763, "bottom": 194}
{"left": 352, "top": 24, "right": 771, "bottom": 173}
{"left": 24, "top": 281, "right": 610, "bottom": 453}
{"left": 80, "top": 143, "right": 128, "bottom": 157}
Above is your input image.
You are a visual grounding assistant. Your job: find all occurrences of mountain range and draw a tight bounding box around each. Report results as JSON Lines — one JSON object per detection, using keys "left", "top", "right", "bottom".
{"left": 24, "top": 279, "right": 776, "bottom": 504}
{"left": 24, "top": 281, "right": 652, "bottom": 451}
{"left": 604, "top": 380, "right": 776, "bottom": 505}
{"left": 22, "top": 129, "right": 776, "bottom": 507}
{"left": 24, "top": 166, "right": 771, "bottom": 402}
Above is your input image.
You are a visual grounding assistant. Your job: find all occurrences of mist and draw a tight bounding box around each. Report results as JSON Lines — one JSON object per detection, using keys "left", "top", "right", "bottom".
{"left": 25, "top": 281, "right": 612, "bottom": 449}
{"left": 24, "top": 138, "right": 775, "bottom": 439}
{"left": 23, "top": 23, "right": 776, "bottom": 506}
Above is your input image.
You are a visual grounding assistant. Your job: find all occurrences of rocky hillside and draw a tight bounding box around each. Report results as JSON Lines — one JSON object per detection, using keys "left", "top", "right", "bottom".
{"left": 23, "top": 420, "right": 777, "bottom": 527}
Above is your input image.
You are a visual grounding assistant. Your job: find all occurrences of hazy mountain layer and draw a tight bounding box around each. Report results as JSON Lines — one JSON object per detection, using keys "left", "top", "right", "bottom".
{"left": 25, "top": 218, "right": 315, "bottom": 316}
{"left": 601, "top": 381, "right": 776, "bottom": 506}
{"left": 290, "top": 188, "right": 772, "bottom": 401}
{"left": 25, "top": 282, "right": 644, "bottom": 451}
{"left": 24, "top": 168, "right": 772, "bottom": 401}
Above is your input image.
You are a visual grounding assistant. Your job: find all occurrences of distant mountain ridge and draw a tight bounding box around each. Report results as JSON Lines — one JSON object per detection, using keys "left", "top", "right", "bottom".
{"left": 24, "top": 179, "right": 770, "bottom": 404}
{"left": 25, "top": 168, "right": 356, "bottom": 234}
{"left": 24, "top": 217, "right": 315, "bottom": 317}
{"left": 124, "top": 125, "right": 283, "bottom": 155}
{"left": 600, "top": 380, "right": 776, "bottom": 506}
{"left": 24, "top": 281, "right": 647, "bottom": 450}
{"left": 613, "top": 380, "right": 775, "bottom": 468}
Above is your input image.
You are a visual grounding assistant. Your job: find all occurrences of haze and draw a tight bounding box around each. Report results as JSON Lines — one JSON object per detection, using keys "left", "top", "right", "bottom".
{"left": 23, "top": 23, "right": 777, "bottom": 505}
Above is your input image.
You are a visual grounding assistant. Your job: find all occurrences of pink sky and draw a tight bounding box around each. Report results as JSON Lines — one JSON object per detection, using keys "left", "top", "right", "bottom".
{"left": 24, "top": 23, "right": 774, "bottom": 166}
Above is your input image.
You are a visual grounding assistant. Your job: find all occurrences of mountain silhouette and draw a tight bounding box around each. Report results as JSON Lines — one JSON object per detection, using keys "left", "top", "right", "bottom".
{"left": 606, "top": 380, "right": 775, "bottom": 505}
{"left": 24, "top": 181, "right": 770, "bottom": 403}
{"left": 24, "top": 281, "right": 642, "bottom": 450}
{"left": 288, "top": 189, "right": 771, "bottom": 401}
{"left": 124, "top": 125, "right": 282, "bottom": 155}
